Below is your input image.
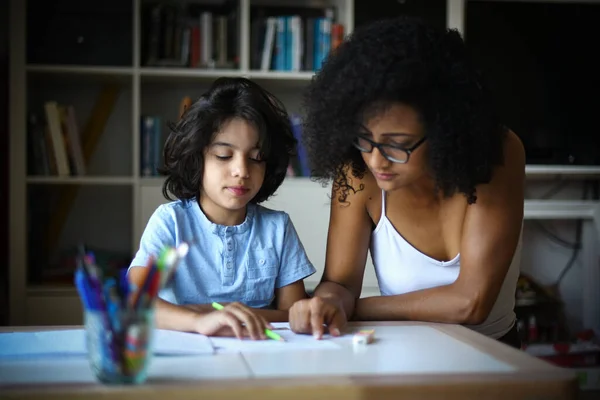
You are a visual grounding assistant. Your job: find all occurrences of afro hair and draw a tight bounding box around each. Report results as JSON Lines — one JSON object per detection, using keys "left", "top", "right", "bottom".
{"left": 301, "top": 16, "right": 507, "bottom": 204}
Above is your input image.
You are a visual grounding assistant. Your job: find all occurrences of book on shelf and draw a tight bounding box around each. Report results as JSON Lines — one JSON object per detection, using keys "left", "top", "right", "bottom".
{"left": 288, "top": 113, "right": 310, "bottom": 177}
{"left": 140, "top": 1, "right": 345, "bottom": 72}
{"left": 28, "top": 102, "right": 86, "bottom": 177}
{"left": 140, "top": 115, "right": 164, "bottom": 177}
{"left": 141, "top": 1, "right": 239, "bottom": 69}
{"left": 250, "top": 6, "right": 345, "bottom": 72}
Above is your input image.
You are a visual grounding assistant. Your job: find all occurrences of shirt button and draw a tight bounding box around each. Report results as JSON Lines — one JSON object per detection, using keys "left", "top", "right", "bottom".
{"left": 227, "top": 244, "right": 233, "bottom": 251}
{"left": 259, "top": 259, "right": 265, "bottom": 265}
{"left": 226, "top": 261, "right": 232, "bottom": 268}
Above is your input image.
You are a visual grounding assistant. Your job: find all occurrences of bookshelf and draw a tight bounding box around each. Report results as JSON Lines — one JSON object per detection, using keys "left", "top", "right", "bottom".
{"left": 8, "top": 0, "right": 600, "bottom": 329}
{"left": 8, "top": 0, "right": 355, "bottom": 326}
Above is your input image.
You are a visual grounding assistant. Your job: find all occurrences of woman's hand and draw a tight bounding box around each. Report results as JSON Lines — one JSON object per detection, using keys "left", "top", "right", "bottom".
{"left": 288, "top": 296, "right": 347, "bottom": 339}
{"left": 194, "top": 302, "right": 272, "bottom": 340}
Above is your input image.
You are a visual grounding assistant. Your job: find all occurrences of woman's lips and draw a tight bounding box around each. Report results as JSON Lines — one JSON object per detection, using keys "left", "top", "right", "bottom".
{"left": 374, "top": 172, "right": 396, "bottom": 181}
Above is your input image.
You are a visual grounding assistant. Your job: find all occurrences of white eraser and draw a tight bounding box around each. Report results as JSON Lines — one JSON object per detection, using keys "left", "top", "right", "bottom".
{"left": 352, "top": 329, "right": 375, "bottom": 345}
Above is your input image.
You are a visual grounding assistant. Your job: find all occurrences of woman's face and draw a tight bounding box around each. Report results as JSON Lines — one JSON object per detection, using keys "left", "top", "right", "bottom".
{"left": 359, "top": 102, "right": 429, "bottom": 192}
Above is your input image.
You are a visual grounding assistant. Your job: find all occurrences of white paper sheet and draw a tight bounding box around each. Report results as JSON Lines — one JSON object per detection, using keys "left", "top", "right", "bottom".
{"left": 0, "top": 329, "right": 214, "bottom": 358}
{"left": 0, "top": 354, "right": 249, "bottom": 385}
{"left": 243, "top": 325, "right": 515, "bottom": 378}
{"left": 210, "top": 323, "right": 341, "bottom": 353}
{"left": 153, "top": 330, "right": 215, "bottom": 355}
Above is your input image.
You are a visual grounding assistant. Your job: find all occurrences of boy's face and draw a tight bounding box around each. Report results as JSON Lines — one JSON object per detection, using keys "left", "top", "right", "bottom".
{"left": 199, "top": 118, "right": 266, "bottom": 225}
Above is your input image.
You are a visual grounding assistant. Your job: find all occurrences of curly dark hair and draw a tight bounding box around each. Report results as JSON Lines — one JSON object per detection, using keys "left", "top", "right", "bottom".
{"left": 159, "top": 77, "right": 296, "bottom": 204}
{"left": 302, "top": 16, "right": 506, "bottom": 204}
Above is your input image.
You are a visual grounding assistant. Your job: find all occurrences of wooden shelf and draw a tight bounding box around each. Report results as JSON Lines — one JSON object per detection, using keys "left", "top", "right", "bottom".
{"left": 26, "top": 64, "right": 133, "bottom": 80}
{"left": 139, "top": 67, "right": 241, "bottom": 81}
{"left": 26, "top": 176, "right": 135, "bottom": 185}
{"left": 25, "top": 65, "right": 316, "bottom": 83}
{"left": 523, "top": 200, "right": 599, "bottom": 220}
{"left": 27, "top": 285, "right": 78, "bottom": 297}
{"left": 138, "top": 67, "right": 316, "bottom": 83}
{"left": 525, "top": 165, "right": 600, "bottom": 179}
{"left": 246, "top": 70, "right": 314, "bottom": 81}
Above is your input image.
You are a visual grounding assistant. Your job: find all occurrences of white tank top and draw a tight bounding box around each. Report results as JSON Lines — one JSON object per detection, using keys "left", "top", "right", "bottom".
{"left": 369, "top": 190, "right": 522, "bottom": 339}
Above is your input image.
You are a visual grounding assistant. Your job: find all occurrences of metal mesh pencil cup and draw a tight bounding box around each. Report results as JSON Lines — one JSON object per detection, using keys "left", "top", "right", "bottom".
{"left": 84, "top": 308, "right": 154, "bottom": 384}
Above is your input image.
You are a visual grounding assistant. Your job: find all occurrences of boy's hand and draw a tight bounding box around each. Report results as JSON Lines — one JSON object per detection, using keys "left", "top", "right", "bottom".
{"left": 288, "top": 297, "right": 347, "bottom": 339}
{"left": 194, "top": 302, "right": 272, "bottom": 340}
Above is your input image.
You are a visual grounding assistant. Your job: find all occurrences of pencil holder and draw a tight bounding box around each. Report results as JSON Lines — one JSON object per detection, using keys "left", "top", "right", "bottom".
{"left": 84, "top": 308, "right": 154, "bottom": 384}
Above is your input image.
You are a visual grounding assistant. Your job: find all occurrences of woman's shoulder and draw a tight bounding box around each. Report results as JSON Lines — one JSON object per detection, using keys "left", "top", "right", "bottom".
{"left": 467, "top": 129, "right": 526, "bottom": 207}
{"left": 491, "top": 129, "right": 526, "bottom": 185}
{"left": 503, "top": 129, "right": 526, "bottom": 166}
{"left": 333, "top": 165, "right": 381, "bottom": 207}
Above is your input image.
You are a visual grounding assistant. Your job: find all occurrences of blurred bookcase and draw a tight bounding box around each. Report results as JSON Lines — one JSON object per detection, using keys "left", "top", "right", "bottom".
{"left": 10, "top": 0, "right": 600, "bottom": 330}
{"left": 8, "top": 0, "right": 355, "bottom": 325}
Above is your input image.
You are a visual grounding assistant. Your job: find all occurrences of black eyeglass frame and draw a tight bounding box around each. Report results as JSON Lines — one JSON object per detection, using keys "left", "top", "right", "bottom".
{"left": 352, "top": 135, "right": 428, "bottom": 164}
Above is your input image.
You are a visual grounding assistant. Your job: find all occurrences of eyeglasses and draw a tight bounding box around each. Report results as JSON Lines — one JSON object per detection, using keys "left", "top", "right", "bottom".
{"left": 352, "top": 135, "right": 427, "bottom": 163}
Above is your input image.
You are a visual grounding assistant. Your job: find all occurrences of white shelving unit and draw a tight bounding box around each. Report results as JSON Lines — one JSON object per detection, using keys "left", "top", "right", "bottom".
{"left": 8, "top": 0, "right": 600, "bottom": 329}
{"left": 8, "top": 0, "right": 355, "bottom": 326}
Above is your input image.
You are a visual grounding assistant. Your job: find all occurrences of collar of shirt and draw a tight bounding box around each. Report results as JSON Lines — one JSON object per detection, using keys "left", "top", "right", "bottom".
{"left": 188, "top": 199, "right": 255, "bottom": 236}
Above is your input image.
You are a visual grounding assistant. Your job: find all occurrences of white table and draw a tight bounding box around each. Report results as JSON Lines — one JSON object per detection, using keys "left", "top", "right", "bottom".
{"left": 0, "top": 322, "right": 578, "bottom": 399}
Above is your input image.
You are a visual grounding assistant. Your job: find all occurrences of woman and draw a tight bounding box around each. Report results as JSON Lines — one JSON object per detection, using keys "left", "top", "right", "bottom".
{"left": 288, "top": 17, "right": 524, "bottom": 348}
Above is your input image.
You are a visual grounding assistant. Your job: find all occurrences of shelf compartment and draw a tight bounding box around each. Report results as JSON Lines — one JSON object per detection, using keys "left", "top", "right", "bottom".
{"left": 26, "top": 185, "right": 133, "bottom": 287}
{"left": 27, "top": 80, "right": 133, "bottom": 177}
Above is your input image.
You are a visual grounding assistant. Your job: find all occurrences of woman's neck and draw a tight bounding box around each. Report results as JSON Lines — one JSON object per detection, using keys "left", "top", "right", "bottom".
{"left": 394, "top": 175, "right": 442, "bottom": 208}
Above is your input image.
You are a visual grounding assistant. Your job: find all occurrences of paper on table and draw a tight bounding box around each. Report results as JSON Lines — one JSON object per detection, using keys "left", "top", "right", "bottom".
{"left": 153, "top": 330, "right": 215, "bottom": 355}
{"left": 210, "top": 322, "right": 341, "bottom": 353}
{"left": 0, "top": 329, "right": 214, "bottom": 358}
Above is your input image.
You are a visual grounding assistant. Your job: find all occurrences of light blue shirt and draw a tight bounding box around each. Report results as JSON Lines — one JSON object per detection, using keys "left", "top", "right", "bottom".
{"left": 129, "top": 199, "right": 316, "bottom": 308}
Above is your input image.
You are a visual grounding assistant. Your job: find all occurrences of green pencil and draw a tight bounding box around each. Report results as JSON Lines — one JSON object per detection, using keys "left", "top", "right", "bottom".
{"left": 211, "top": 302, "right": 285, "bottom": 342}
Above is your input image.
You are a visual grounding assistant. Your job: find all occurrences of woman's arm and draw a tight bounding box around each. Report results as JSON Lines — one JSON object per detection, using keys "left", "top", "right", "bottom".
{"left": 354, "top": 131, "right": 526, "bottom": 324}
{"left": 288, "top": 171, "right": 374, "bottom": 336}
{"left": 312, "top": 171, "right": 375, "bottom": 320}
{"left": 260, "top": 280, "right": 309, "bottom": 322}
